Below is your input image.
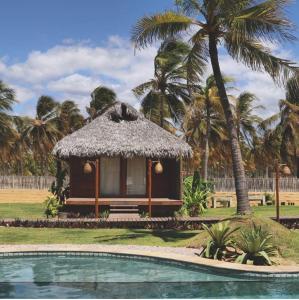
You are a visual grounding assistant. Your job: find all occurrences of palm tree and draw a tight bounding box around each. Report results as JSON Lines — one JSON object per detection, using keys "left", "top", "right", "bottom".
{"left": 183, "top": 75, "right": 229, "bottom": 180}
{"left": 57, "top": 100, "right": 84, "bottom": 135}
{"left": 36, "top": 95, "right": 59, "bottom": 119}
{"left": 278, "top": 76, "right": 299, "bottom": 176}
{"left": 233, "top": 92, "right": 263, "bottom": 147}
{"left": 0, "top": 81, "right": 17, "bottom": 167}
{"left": 133, "top": 39, "right": 192, "bottom": 130}
{"left": 86, "top": 86, "right": 116, "bottom": 120}
{"left": 131, "top": 0, "right": 298, "bottom": 213}
{"left": 22, "top": 96, "right": 61, "bottom": 175}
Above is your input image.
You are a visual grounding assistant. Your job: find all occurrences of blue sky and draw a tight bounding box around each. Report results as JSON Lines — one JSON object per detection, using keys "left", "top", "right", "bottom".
{"left": 0, "top": 0, "right": 298, "bottom": 117}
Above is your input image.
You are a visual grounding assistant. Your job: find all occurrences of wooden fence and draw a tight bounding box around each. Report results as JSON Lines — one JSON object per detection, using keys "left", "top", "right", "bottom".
{"left": 211, "top": 177, "right": 299, "bottom": 192}
{"left": 0, "top": 175, "right": 299, "bottom": 192}
{"left": 0, "top": 176, "right": 55, "bottom": 189}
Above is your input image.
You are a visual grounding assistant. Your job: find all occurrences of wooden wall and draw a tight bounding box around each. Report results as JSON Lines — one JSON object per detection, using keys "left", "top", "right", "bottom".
{"left": 69, "top": 157, "right": 182, "bottom": 200}
{"left": 69, "top": 158, "right": 95, "bottom": 197}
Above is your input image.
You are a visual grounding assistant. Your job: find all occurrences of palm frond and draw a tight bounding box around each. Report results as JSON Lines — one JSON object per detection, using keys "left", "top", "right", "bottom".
{"left": 132, "top": 80, "right": 155, "bottom": 98}
{"left": 225, "top": 35, "right": 299, "bottom": 87}
{"left": 131, "top": 11, "right": 194, "bottom": 48}
{"left": 228, "top": 0, "right": 295, "bottom": 43}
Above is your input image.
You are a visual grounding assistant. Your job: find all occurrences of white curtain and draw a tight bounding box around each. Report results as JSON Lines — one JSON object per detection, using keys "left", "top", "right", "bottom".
{"left": 100, "top": 157, "right": 120, "bottom": 196}
{"left": 127, "top": 157, "right": 146, "bottom": 195}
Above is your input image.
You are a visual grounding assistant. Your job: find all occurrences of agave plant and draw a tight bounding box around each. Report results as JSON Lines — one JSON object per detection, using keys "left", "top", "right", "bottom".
{"left": 235, "top": 223, "right": 277, "bottom": 266}
{"left": 202, "top": 221, "right": 239, "bottom": 260}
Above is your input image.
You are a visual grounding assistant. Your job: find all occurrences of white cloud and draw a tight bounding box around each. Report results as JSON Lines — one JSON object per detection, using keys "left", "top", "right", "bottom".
{"left": 10, "top": 84, "right": 35, "bottom": 103}
{"left": 0, "top": 35, "right": 296, "bottom": 118}
{"left": 48, "top": 74, "right": 101, "bottom": 95}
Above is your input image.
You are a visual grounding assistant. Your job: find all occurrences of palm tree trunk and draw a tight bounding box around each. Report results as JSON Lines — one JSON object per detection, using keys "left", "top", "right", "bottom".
{"left": 203, "top": 100, "right": 211, "bottom": 181}
{"left": 208, "top": 35, "right": 250, "bottom": 214}
{"left": 160, "top": 94, "right": 164, "bottom": 128}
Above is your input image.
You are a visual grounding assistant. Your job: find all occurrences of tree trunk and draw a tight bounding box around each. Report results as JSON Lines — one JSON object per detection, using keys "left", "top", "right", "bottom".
{"left": 160, "top": 93, "right": 165, "bottom": 129}
{"left": 208, "top": 35, "right": 250, "bottom": 214}
{"left": 203, "top": 99, "right": 211, "bottom": 181}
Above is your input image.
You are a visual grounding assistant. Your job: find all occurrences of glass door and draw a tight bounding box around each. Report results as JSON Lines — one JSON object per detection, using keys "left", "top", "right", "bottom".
{"left": 100, "top": 157, "right": 120, "bottom": 196}
{"left": 126, "top": 157, "right": 146, "bottom": 196}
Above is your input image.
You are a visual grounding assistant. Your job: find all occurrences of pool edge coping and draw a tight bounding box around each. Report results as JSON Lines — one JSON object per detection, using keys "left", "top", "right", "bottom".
{"left": 0, "top": 244, "right": 299, "bottom": 275}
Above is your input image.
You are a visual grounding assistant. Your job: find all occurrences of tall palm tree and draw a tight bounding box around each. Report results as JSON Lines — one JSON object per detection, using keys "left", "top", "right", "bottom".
{"left": 57, "top": 100, "right": 84, "bottom": 135}
{"left": 278, "top": 76, "right": 299, "bottom": 176}
{"left": 22, "top": 96, "right": 61, "bottom": 175}
{"left": 131, "top": 0, "right": 299, "bottom": 213}
{"left": 183, "top": 88, "right": 228, "bottom": 180}
{"left": 86, "top": 86, "right": 116, "bottom": 120}
{"left": 233, "top": 92, "right": 263, "bottom": 147}
{"left": 133, "top": 39, "right": 192, "bottom": 130}
{"left": 0, "top": 81, "right": 17, "bottom": 166}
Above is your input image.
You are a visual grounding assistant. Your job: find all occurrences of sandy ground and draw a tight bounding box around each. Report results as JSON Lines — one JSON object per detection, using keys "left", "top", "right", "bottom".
{"left": 0, "top": 189, "right": 50, "bottom": 203}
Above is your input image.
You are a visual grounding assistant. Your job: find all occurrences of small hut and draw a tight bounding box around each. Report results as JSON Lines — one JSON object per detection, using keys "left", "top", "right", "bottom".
{"left": 52, "top": 102, "right": 192, "bottom": 217}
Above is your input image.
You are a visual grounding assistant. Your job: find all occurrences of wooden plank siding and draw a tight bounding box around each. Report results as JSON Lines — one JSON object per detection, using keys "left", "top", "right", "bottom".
{"left": 69, "top": 157, "right": 181, "bottom": 201}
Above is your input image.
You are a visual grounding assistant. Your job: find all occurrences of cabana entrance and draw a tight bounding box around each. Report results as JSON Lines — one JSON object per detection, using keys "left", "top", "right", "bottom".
{"left": 99, "top": 157, "right": 146, "bottom": 197}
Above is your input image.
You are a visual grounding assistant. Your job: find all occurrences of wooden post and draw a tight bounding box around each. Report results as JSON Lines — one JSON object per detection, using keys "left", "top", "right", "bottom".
{"left": 148, "top": 159, "right": 152, "bottom": 218}
{"left": 95, "top": 159, "right": 100, "bottom": 219}
{"left": 275, "top": 162, "right": 280, "bottom": 222}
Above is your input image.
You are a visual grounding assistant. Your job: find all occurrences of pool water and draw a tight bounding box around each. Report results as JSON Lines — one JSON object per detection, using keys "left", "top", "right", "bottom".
{"left": 0, "top": 253, "right": 298, "bottom": 298}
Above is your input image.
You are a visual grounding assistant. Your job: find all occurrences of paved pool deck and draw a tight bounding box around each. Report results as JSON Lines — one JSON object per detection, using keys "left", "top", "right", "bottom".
{"left": 0, "top": 244, "right": 299, "bottom": 275}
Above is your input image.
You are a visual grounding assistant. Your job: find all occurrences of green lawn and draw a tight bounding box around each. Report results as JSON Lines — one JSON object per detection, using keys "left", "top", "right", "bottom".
{"left": 1, "top": 203, "right": 299, "bottom": 220}
{"left": 0, "top": 227, "right": 199, "bottom": 246}
{"left": 0, "top": 203, "right": 44, "bottom": 219}
{"left": 203, "top": 205, "right": 299, "bottom": 218}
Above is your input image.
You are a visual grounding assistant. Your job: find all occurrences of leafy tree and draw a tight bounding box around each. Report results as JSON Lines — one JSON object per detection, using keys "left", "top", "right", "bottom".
{"left": 133, "top": 39, "right": 192, "bottom": 130}
{"left": 87, "top": 86, "right": 116, "bottom": 120}
{"left": 132, "top": 0, "right": 299, "bottom": 213}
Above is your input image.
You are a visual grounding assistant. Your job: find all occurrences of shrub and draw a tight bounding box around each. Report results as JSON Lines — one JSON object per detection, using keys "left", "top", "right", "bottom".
{"left": 50, "top": 162, "right": 69, "bottom": 203}
{"left": 202, "top": 221, "right": 239, "bottom": 260}
{"left": 44, "top": 195, "right": 62, "bottom": 218}
{"left": 264, "top": 192, "right": 275, "bottom": 205}
{"left": 100, "top": 209, "right": 110, "bottom": 219}
{"left": 181, "top": 176, "right": 213, "bottom": 216}
{"left": 235, "top": 223, "right": 277, "bottom": 265}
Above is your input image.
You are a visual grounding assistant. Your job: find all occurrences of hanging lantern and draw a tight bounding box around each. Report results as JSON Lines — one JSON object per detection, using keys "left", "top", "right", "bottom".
{"left": 155, "top": 161, "right": 163, "bottom": 174}
{"left": 83, "top": 162, "right": 93, "bottom": 174}
{"left": 281, "top": 165, "right": 291, "bottom": 176}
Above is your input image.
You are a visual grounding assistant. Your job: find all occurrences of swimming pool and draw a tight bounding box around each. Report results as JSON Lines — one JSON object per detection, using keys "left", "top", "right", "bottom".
{"left": 0, "top": 252, "right": 298, "bottom": 298}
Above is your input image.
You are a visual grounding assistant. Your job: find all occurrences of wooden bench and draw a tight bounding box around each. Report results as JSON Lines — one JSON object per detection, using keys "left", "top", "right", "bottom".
{"left": 211, "top": 196, "right": 232, "bottom": 208}
{"left": 249, "top": 195, "right": 266, "bottom": 206}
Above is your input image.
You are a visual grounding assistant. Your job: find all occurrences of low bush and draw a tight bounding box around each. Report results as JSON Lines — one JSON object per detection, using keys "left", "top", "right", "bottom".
{"left": 180, "top": 176, "right": 213, "bottom": 216}
{"left": 44, "top": 195, "right": 63, "bottom": 218}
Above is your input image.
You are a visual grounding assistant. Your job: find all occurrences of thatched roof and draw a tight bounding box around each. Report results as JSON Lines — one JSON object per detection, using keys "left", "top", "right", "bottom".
{"left": 53, "top": 102, "right": 192, "bottom": 159}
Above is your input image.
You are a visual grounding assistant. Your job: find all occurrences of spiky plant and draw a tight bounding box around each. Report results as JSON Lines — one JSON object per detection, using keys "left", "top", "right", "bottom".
{"left": 202, "top": 221, "right": 239, "bottom": 260}
{"left": 236, "top": 223, "right": 277, "bottom": 265}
